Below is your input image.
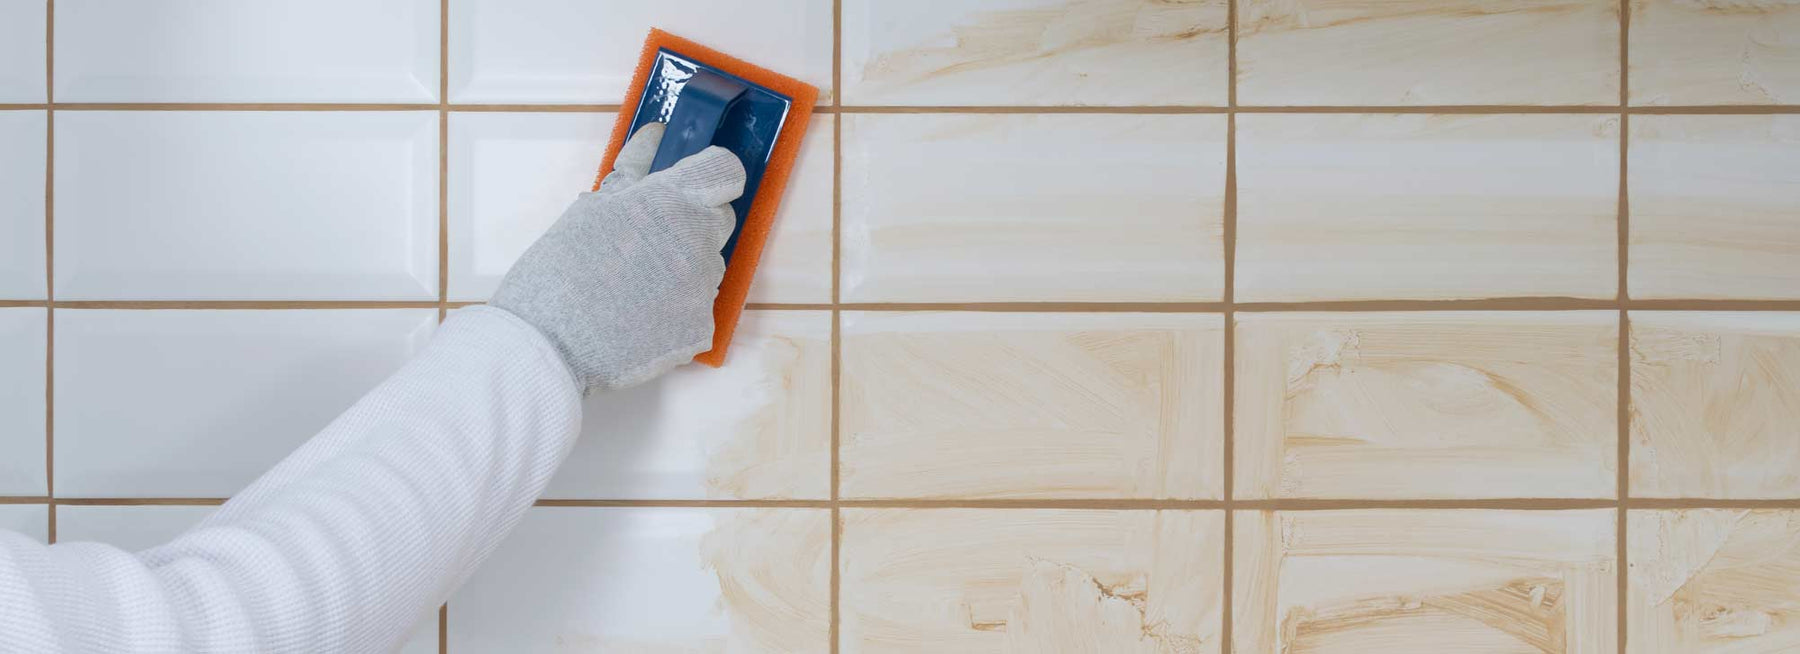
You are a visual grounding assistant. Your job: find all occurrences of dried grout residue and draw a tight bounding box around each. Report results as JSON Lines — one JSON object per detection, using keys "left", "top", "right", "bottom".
{"left": 1627, "top": 509, "right": 1800, "bottom": 653}
{"left": 1629, "top": 312, "right": 1800, "bottom": 499}
{"left": 698, "top": 509, "right": 834, "bottom": 652}
{"left": 841, "top": 0, "right": 1230, "bottom": 106}
{"left": 840, "top": 508, "right": 1222, "bottom": 653}
{"left": 1236, "top": 312, "right": 1619, "bottom": 500}
{"left": 1233, "top": 509, "right": 1619, "bottom": 653}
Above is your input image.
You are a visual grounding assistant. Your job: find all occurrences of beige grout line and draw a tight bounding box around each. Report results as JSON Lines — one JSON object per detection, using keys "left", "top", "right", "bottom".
{"left": 53, "top": 103, "right": 440, "bottom": 111}
{"left": 52, "top": 301, "right": 444, "bottom": 310}
{"left": 44, "top": 0, "right": 55, "bottom": 546}
{"left": 829, "top": 2, "right": 843, "bottom": 651}
{"left": 24, "top": 102, "right": 1800, "bottom": 115}
{"left": 1617, "top": 1, "right": 1632, "bottom": 650}
{"left": 17, "top": 496, "right": 1794, "bottom": 509}
{"left": 438, "top": 2, "right": 450, "bottom": 651}
{"left": 16, "top": 299, "right": 1800, "bottom": 312}
{"left": 1221, "top": 0, "right": 1238, "bottom": 647}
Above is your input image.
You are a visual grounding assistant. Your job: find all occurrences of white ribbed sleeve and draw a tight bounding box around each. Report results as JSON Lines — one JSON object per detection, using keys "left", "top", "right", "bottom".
{"left": 0, "top": 306, "right": 584, "bottom": 653}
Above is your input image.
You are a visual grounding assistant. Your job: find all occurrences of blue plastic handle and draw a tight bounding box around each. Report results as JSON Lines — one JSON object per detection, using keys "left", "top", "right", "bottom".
{"left": 648, "top": 69, "right": 749, "bottom": 174}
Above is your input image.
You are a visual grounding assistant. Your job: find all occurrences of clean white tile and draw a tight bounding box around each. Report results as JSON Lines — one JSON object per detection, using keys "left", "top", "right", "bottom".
{"left": 842, "top": 114, "right": 1227, "bottom": 302}
{"left": 55, "top": 0, "right": 437, "bottom": 102}
{"left": 0, "top": 504, "right": 48, "bottom": 543}
{"left": 545, "top": 311, "right": 831, "bottom": 500}
{"left": 449, "top": 507, "right": 831, "bottom": 653}
{"left": 0, "top": 309, "right": 46, "bottom": 497}
{"left": 0, "top": 0, "right": 46, "bottom": 102}
{"left": 55, "top": 112, "right": 439, "bottom": 301}
{"left": 448, "top": 0, "right": 833, "bottom": 104}
{"left": 447, "top": 113, "right": 835, "bottom": 303}
{"left": 841, "top": 0, "right": 1229, "bottom": 106}
{"left": 54, "top": 309, "right": 436, "bottom": 498}
{"left": 0, "top": 111, "right": 45, "bottom": 299}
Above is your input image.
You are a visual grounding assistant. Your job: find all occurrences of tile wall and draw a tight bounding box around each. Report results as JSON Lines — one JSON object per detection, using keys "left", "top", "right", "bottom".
{"left": 1, "top": 0, "right": 1797, "bottom": 651}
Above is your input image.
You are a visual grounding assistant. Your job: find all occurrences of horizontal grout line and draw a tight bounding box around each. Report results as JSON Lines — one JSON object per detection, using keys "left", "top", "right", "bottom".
{"left": 450, "top": 104, "right": 620, "bottom": 113}
{"left": 19, "top": 497, "right": 1800, "bottom": 510}
{"left": 536, "top": 499, "right": 835, "bottom": 508}
{"left": 1236, "top": 298, "right": 1617, "bottom": 311}
{"left": 51, "top": 497, "right": 227, "bottom": 506}
{"left": 12, "top": 299, "right": 1800, "bottom": 312}
{"left": 52, "top": 300, "right": 444, "bottom": 310}
{"left": 0, "top": 104, "right": 49, "bottom": 110}
{"left": 19, "top": 103, "right": 1800, "bottom": 115}
{"left": 1628, "top": 105, "right": 1800, "bottom": 114}
{"left": 830, "top": 105, "right": 1231, "bottom": 114}
{"left": 54, "top": 103, "right": 439, "bottom": 112}
{"left": 1624, "top": 299, "right": 1800, "bottom": 310}
{"left": 1235, "top": 498, "right": 1620, "bottom": 511}
{"left": 1627, "top": 498, "right": 1800, "bottom": 509}
{"left": 0, "top": 300, "right": 50, "bottom": 308}
{"left": 0, "top": 496, "right": 51, "bottom": 504}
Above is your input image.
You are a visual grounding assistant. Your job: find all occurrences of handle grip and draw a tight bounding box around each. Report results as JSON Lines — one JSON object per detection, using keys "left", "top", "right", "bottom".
{"left": 648, "top": 69, "right": 749, "bottom": 173}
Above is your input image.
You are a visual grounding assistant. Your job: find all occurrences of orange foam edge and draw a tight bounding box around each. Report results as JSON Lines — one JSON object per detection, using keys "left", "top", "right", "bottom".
{"left": 591, "top": 28, "right": 819, "bottom": 368}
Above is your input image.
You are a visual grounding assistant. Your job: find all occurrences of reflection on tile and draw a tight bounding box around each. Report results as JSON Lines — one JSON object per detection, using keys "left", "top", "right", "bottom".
{"left": 1233, "top": 509, "right": 1618, "bottom": 653}
{"left": 450, "top": 507, "right": 830, "bottom": 653}
{"left": 546, "top": 311, "right": 830, "bottom": 500}
{"left": 56, "top": 111, "right": 439, "bottom": 301}
{"left": 448, "top": 0, "right": 833, "bottom": 104}
{"left": 1630, "top": 0, "right": 1800, "bottom": 105}
{"left": 447, "top": 113, "right": 834, "bottom": 303}
{"left": 55, "top": 0, "right": 436, "bottom": 102}
{"left": 1628, "top": 509, "right": 1800, "bottom": 653}
{"left": 1629, "top": 115, "right": 1800, "bottom": 300}
{"left": 841, "top": 0, "right": 1228, "bottom": 106}
{"left": 841, "top": 509, "right": 1222, "bottom": 653}
{"left": 1236, "top": 312, "right": 1618, "bottom": 500}
{"left": 842, "top": 114, "right": 1226, "bottom": 302}
{"left": 0, "top": 504, "right": 48, "bottom": 543}
{"left": 55, "top": 310, "right": 435, "bottom": 498}
{"left": 0, "top": 0, "right": 46, "bottom": 102}
{"left": 1236, "top": 0, "right": 1619, "bottom": 105}
{"left": 0, "top": 111, "right": 45, "bottom": 300}
{"left": 0, "top": 309, "right": 46, "bottom": 497}
{"left": 841, "top": 312, "right": 1223, "bottom": 500}
{"left": 1236, "top": 114, "right": 1618, "bottom": 301}
{"left": 1631, "top": 312, "right": 1800, "bottom": 499}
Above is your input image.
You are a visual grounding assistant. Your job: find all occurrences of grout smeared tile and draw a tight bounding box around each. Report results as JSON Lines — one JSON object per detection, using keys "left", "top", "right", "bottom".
{"left": 1627, "top": 509, "right": 1800, "bottom": 653}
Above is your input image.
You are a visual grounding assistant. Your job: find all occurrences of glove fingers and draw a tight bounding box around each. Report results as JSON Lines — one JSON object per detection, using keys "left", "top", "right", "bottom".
{"left": 662, "top": 146, "right": 747, "bottom": 208}
{"left": 599, "top": 122, "right": 666, "bottom": 193}
{"left": 705, "top": 204, "right": 736, "bottom": 251}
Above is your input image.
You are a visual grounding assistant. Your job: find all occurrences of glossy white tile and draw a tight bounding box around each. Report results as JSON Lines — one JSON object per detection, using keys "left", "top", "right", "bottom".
{"left": 55, "top": 111, "right": 439, "bottom": 301}
{"left": 1629, "top": 115, "right": 1800, "bottom": 300}
{"left": 447, "top": 113, "right": 834, "bottom": 303}
{"left": 0, "top": 504, "right": 48, "bottom": 543}
{"left": 841, "top": 0, "right": 1229, "bottom": 106}
{"left": 54, "top": 309, "right": 436, "bottom": 498}
{"left": 0, "top": 0, "right": 45, "bottom": 102}
{"left": 55, "top": 0, "right": 437, "bottom": 102}
{"left": 1630, "top": 0, "right": 1800, "bottom": 105}
{"left": 842, "top": 113, "right": 1226, "bottom": 302}
{"left": 0, "top": 309, "right": 46, "bottom": 497}
{"left": 545, "top": 311, "right": 831, "bottom": 500}
{"left": 0, "top": 111, "right": 45, "bottom": 300}
{"left": 1237, "top": 0, "right": 1620, "bottom": 106}
{"left": 449, "top": 507, "right": 830, "bottom": 653}
{"left": 448, "top": 0, "right": 833, "bottom": 104}
{"left": 1236, "top": 113, "right": 1619, "bottom": 301}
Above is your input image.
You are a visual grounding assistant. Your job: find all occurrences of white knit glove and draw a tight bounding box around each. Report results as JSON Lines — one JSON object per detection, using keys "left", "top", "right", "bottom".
{"left": 491, "top": 122, "right": 745, "bottom": 393}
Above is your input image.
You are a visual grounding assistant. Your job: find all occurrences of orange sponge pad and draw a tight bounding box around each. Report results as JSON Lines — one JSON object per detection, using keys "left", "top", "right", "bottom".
{"left": 592, "top": 29, "right": 818, "bottom": 367}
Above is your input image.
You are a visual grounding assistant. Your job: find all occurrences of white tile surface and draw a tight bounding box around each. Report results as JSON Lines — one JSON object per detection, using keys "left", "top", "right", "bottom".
{"left": 0, "top": 504, "right": 48, "bottom": 543}
{"left": 1236, "top": 113, "right": 1619, "bottom": 301}
{"left": 0, "top": 0, "right": 46, "bottom": 102}
{"left": 448, "top": 0, "right": 833, "bottom": 104}
{"left": 546, "top": 311, "right": 831, "bottom": 500}
{"left": 55, "top": 111, "right": 439, "bottom": 301}
{"left": 449, "top": 507, "right": 831, "bottom": 653}
{"left": 0, "top": 111, "right": 45, "bottom": 299}
{"left": 55, "top": 0, "right": 437, "bottom": 102}
{"left": 54, "top": 309, "right": 436, "bottom": 498}
{"left": 841, "top": 0, "right": 1229, "bottom": 106}
{"left": 0, "top": 309, "right": 46, "bottom": 497}
{"left": 842, "top": 113, "right": 1226, "bottom": 302}
{"left": 448, "top": 112, "right": 835, "bottom": 303}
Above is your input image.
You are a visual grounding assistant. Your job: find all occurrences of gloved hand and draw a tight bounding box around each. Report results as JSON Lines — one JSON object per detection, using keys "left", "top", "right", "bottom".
{"left": 491, "top": 122, "right": 746, "bottom": 393}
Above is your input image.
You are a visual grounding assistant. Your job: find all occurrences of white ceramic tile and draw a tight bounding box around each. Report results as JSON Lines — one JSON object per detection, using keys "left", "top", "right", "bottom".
{"left": 0, "top": 111, "right": 46, "bottom": 300}
{"left": 1236, "top": 114, "right": 1619, "bottom": 301}
{"left": 448, "top": 0, "right": 833, "bottom": 104}
{"left": 447, "top": 113, "right": 834, "bottom": 303}
{"left": 0, "top": 0, "right": 46, "bottom": 102}
{"left": 1630, "top": 0, "right": 1800, "bottom": 105}
{"left": 0, "top": 309, "right": 46, "bottom": 497}
{"left": 1629, "top": 115, "right": 1800, "bottom": 300}
{"left": 1236, "top": 0, "right": 1620, "bottom": 106}
{"left": 449, "top": 507, "right": 830, "bottom": 653}
{"left": 545, "top": 311, "right": 831, "bottom": 500}
{"left": 0, "top": 504, "right": 48, "bottom": 543}
{"left": 841, "top": 312, "right": 1224, "bottom": 500}
{"left": 54, "top": 0, "right": 437, "bottom": 102}
{"left": 54, "top": 309, "right": 436, "bottom": 498}
{"left": 55, "top": 111, "right": 439, "bottom": 301}
{"left": 842, "top": 114, "right": 1226, "bottom": 302}
{"left": 841, "top": 0, "right": 1229, "bottom": 106}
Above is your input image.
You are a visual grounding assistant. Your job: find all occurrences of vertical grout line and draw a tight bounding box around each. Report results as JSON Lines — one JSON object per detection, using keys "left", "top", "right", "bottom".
{"left": 829, "top": 2, "right": 843, "bottom": 653}
{"left": 44, "top": 0, "right": 56, "bottom": 545}
{"left": 438, "top": 1, "right": 451, "bottom": 651}
{"left": 1220, "top": 0, "right": 1237, "bottom": 650}
{"left": 1615, "top": 0, "right": 1631, "bottom": 651}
